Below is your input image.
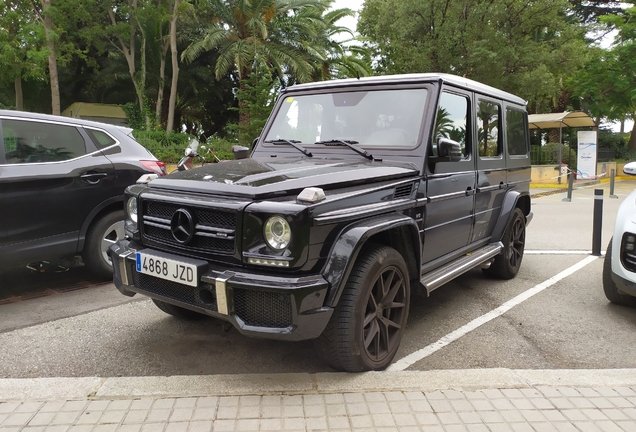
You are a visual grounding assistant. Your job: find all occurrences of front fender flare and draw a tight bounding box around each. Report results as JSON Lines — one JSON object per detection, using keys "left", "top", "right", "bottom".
{"left": 321, "top": 213, "right": 420, "bottom": 307}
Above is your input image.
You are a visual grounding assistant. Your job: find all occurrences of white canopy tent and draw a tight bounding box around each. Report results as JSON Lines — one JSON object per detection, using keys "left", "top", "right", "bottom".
{"left": 527, "top": 111, "right": 597, "bottom": 173}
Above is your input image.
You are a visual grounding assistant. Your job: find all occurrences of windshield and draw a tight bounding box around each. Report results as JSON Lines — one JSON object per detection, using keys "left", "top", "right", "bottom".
{"left": 264, "top": 88, "right": 428, "bottom": 148}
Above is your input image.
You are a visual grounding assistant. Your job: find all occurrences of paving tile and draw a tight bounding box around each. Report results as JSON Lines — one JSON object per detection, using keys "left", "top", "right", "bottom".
{"left": 283, "top": 417, "right": 304, "bottom": 430}
{"left": 174, "top": 398, "right": 197, "bottom": 409}
{"left": 491, "top": 399, "right": 515, "bottom": 410}
{"left": 527, "top": 422, "right": 559, "bottom": 432}
{"left": 15, "top": 403, "right": 42, "bottom": 414}
{"left": 304, "top": 404, "right": 326, "bottom": 417}
{"left": 509, "top": 423, "right": 534, "bottom": 432}
{"left": 0, "top": 404, "right": 19, "bottom": 414}
{"left": 282, "top": 405, "right": 304, "bottom": 418}
{"left": 146, "top": 409, "right": 171, "bottom": 423}
{"left": 520, "top": 409, "right": 548, "bottom": 423}
{"left": 187, "top": 419, "right": 213, "bottom": 432}
{"left": 345, "top": 403, "right": 368, "bottom": 416}
{"left": 450, "top": 399, "right": 475, "bottom": 412}
{"left": 499, "top": 410, "right": 525, "bottom": 423}
{"left": 326, "top": 403, "right": 347, "bottom": 416}
{"left": 554, "top": 423, "right": 580, "bottom": 432}
{"left": 457, "top": 411, "right": 482, "bottom": 424}
{"left": 537, "top": 387, "right": 564, "bottom": 398}
{"left": 51, "top": 411, "right": 81, "bottom": 425}
{"left": 237, "top": 405, "right": 259, "bottom": 419}
{"left": 556, "top": 388, "right": 581, "bottom": 397}
{"left": 215, "top": 406, "right": 238, "bottom": 420}
{"left": 614, "top": 387, "right": 636, "bottom": 397}
{"left": 371, "top": 413, "right": 395, "bottom": 427}
{"left": 350, "top": 415, "right": 373, "bottom": 428}
{"left": 393, "top": 413, "right": 417, "bottom": 426}
{"left": 218, "top": 397, "right": 240, "bottom": 408}
{"left": 616, "top": 420, "right": 636, "bottom": 431}
{"left": 117, "top": 425, "right": 143, "bottom": 432}
{"left": 445, "top": 425, "right": 469, "bottom": 432}
{"left": 2, "top": 412, "right": 33, "bottom": 427}
{"left": 239, "top": 396, "right": 260, "bottom": 407}
{"left": 323, "top": 394, "right": 345, "bottom": 404}
{"left": 165, "top": 422, "right": 189, "bottom": 432}
{"left": 466, "top": 425, "right": 490, "bottom": 432}
{"left": 409, "top": 399, "right": 433, "bottom": 412}
{"left": 510, "top": 399, "right": 534, "bottom": 410}
{"left": 305, "top": 416, "right": 327, "bottom": 430}
{"left": 302, "top": 395, "right": 324, "bottom": 405}
{"left": 428, "top": 399, "right": 453, "bottom": 413}
{"left": 596, "top": 388, "right": 621, "bottom": 398}
{"left": 281, "top": 395, "right": 302, "bottom": 406}
{"left": 414, "top": 412, "right": 440, "bottom": 425}
{"left": 595, "top": 421, "right": 624, "bottom": 432}
{"left": 602, "top": 409, "right": 630, "bottom": 421}
{"left": 122, "top": 410, "right": 148, "bottom": 424}
{"left": 99, "top": 410, "right": 126, "bottom": 424}
{"left": 67, "top": 426, "right": 93, "bottom": 432}
{"left": 571, "top": 420, "right": 603, "bottom": 432}
{"left": 562, "top": 409, "right": 587, "bottom": 421}
{"left": 520, "top": 389, "right": 542, "bottom": 398}
{"left": 130, "top": 399, "right": 154, "bottom": 410}
{"left": 39, "top": 402, "right": 65, "bottom": 413}
{"left": 195, "top": 397, "right": 218, "bottom": 408}
{"left": 344, "top": 393, "right": 365, "bottom": 403}
{"left": 26, "top": 412, "right": 55, "bottom": 427}
{"left": 211, "top": 419, "right": 234, "bottom": 432}
{"left": 437, "top": 412, "right": 462, "bottom": 425}
{"left": 327, "top": 416, "right": 349, "bottom": 429}
{"left": 153, "top": 399, "right": 176, "bottom": 410}
{"left": 169, "top": 408, "right": 193, "bottom": 422}
{"left": 470, "top": 399, "right": 495, "bottom": 411}
{"left": 191, "top": 407, "right": 215, "bottom": 421}
{"left": 443, "top": 390, "right": 467, "bottom": 400}
{"left": 106, "top": 401, "right": 131, "bottom": 411}
{"left": 501, "top": 389, "right": 525, "bottom": 399}
{"left": 92, "top": 425, "right": 118, "bottom": 432}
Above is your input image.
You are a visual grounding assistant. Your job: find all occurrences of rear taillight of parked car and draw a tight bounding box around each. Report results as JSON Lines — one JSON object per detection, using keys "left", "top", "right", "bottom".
{"left": 140, "top": 160, "right": 168, "bottom": 176}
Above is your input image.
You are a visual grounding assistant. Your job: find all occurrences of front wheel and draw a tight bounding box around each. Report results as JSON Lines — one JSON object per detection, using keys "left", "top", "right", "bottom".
{"left": 315, "top": 245, "right": 410, "bottom": 372}
{"left": 603, "top": 239, "right": 636, "bottom": 307}
{"left": 484, "top": 207, "right": 526, "bottom": 279}
{"left": 84, "top": 210, "right": 125, "bottom": 279}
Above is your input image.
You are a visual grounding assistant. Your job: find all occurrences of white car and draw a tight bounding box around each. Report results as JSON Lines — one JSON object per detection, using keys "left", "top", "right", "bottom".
{"left": 604, "top": 161, "right": 636, "bottom": 306}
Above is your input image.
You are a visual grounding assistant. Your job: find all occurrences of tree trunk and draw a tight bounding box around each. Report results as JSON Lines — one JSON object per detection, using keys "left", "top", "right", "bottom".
{"left": 628, "top": 123, "right": 636, "bottom": 151}
{"left": 42, "top": 0, "right": 60, "bottom": 115}
{"left": 166, "top": 0, "right": 180, "bottom": 134}
{"left": 14, "top": 75, "right": 23, "bottom": 111}
{"left": 156, "top": 39, "right": 169, "bottom": 126}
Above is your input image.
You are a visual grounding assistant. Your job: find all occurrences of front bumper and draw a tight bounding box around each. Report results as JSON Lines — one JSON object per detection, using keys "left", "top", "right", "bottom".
{"left": 108, "top": 241, "right": 332, "bottom": 341}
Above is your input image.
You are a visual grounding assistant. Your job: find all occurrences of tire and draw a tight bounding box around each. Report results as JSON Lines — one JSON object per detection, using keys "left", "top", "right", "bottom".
{"left": 152, "top": 299, "right": 206, "bottom": 320}
{"left": 315, "top": 245, "right": 410, "bottom": 372}
{"left": 83, "top": 210, "right": 125, "bottom": 279}
{"left": 603, "top": 239, "right": 636, "bottom": 307}
{"left": 484, "top": 207, "right": 526, "bottom": 279}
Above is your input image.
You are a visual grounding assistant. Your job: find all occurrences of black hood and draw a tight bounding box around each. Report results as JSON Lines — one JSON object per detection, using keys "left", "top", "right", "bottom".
{"left": 149, "top": 157, "right": 418, "bottom": 199}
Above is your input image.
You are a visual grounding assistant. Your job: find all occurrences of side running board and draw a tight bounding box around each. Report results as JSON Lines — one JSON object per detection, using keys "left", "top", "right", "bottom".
{"left": 420, "top": 242, "right": 503, "bottom": 295}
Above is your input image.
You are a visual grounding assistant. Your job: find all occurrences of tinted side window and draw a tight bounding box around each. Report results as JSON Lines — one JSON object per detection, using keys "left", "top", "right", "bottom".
{"left": 86, "top": 129, "right": 117, "bottom": 149}
{"left": 506, "top": 108, "right": 528, "bottom": 156}
{"left": 477, "top": 100, "right": 501, "bottom": 158}
{"left": 2, "top": 119, "right": 86, "bottom": 164}
{"left": 433, "top": 92, "right": 469, "bottom": 157}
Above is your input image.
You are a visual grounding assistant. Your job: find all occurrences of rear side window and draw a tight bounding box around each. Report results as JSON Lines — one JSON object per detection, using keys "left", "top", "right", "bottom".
{"left": 506, "top": 108, "right": 528, "bottom": 156}
{"left": 477, "top": 100, "right": 501, "bottom": 158}
{"left": 86, "top": 128, "right": 117, "bottom": 149}
{"left": 2, "top": 119, "right": 86, "bottom": 164}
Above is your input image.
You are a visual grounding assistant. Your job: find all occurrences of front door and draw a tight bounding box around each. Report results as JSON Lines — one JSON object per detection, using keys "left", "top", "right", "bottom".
{"left": 423, "top": 90, "right": 476, "bottom": 263}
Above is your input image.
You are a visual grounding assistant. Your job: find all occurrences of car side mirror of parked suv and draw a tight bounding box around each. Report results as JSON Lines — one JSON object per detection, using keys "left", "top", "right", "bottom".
{"left": 437, "top": 137, "right": 462, "bottom": 162}
{"left": 623, "top": 161, "right": 636, "bottom": 176}
{"left": 232, "top": 145, "right": 250, "bottom": 160}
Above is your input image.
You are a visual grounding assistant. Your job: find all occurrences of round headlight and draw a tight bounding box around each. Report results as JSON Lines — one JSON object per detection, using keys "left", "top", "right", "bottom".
{"left": 127, "top": 197, "right": 138, "bottom": 223}
{"left": 264, "top": 216, "right": 291, "bottom": 250}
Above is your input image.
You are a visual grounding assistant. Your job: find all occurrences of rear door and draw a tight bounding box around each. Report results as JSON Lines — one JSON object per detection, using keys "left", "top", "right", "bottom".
{"left": 0, "top": 117, "right": 115, "bottom": 267}
{"left": 473, "top": 96, "right": 507, "bottom": 242}
{"left": 423, "top": 89, "right": 476, "bottom": 263}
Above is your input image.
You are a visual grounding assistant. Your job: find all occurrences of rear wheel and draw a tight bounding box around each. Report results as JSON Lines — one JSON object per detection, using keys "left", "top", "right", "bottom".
{"left": 152, "top": 299, "right": 206, "bottom": 320}
{"left": 603, "top": 239, "right": 636, "bottom": 307}
{"left": 484, "top": 207, "right": 525, "bottom": 279}
{"left": 315, "top": 245, "right": 410, "bottom": 371}
{"left": 83, "top": 210, "right": 124, "bottom": 279}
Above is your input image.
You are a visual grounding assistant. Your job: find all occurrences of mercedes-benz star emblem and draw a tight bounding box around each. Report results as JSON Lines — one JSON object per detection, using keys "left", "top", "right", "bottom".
{"left": 170, "top": 209, "right": 194, "bottom": 244}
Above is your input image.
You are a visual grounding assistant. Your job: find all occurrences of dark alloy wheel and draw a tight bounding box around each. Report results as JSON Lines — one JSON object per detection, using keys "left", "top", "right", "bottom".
{"left": 484, "top": 207, "right": 526, "bottom": 279}
{"left": 315, "top": 244, "right": 410, "bottom": 372}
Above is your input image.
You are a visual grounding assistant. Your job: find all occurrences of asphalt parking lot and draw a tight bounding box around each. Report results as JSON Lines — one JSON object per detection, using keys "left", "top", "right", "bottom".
{"left": 1, "top": 181, "right": 635, "bottom": 378}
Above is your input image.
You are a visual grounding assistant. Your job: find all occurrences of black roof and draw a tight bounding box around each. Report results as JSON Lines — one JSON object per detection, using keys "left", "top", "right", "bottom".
{"left": 285, "top": 73, "right": 527, "bottom": 106}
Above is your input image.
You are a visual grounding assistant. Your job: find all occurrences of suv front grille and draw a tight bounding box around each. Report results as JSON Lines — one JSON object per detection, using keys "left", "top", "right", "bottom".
{"left": 141, "top": 200, "right": 236, "bottom": 255}
{"left": 234, "top": 289, "right": 292, "bottom": 328}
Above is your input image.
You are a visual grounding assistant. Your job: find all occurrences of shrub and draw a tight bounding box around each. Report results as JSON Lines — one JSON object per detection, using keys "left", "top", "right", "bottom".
{"left": 132, "top": 130, "right": 237, "bottom": 164}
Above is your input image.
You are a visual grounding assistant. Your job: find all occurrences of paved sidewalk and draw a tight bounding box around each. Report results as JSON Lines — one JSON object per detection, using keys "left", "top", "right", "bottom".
{"left": 1, "top": 369, "right": 636, "bottom": 431}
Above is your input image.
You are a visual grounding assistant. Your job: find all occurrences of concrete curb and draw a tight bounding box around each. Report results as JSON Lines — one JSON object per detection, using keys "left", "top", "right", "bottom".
{"left": 2, "top": 369, "right": 636, "bottom": 401}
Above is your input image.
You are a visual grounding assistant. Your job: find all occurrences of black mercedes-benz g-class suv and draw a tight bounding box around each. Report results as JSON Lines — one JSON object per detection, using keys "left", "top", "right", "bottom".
{"left": 110, "top": 73, "right": 532, "bottom": 371}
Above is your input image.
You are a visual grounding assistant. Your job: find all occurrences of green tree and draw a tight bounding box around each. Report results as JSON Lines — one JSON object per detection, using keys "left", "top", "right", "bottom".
{"left": 182, "top": 0, "right": 330, "bottom": 133}
{"left": 358, "top": 0, "right": 588, "bottom": 114}
{"left": 572, "top": 4, "right": 636, "bottom": 150}
{"left": 0, "top": 1, "right": 48, "bottom": 110}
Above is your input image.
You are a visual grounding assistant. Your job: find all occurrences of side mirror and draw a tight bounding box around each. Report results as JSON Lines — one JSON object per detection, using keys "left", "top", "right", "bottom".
{"left": 184, "top": 147, "right": 194, "bottom": 157}
{"left": 232, "top": 145, "right": 250, "bottom": 160}
{"left": 251, "top": 137, "right": 259, "bottom": 150}
{"left": 624, "top": 161, "right": 636, "bottom": 176}
{"left": 437, "top": 138, "right": 462, "bottom": 162}
{"left": 187, "top": 138, "right": 200, "bottom": 155}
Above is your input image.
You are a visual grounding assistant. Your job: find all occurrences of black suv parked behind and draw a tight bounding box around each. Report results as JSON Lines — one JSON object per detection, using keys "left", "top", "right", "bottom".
{"left": 0, "top": 110, "right": 166, "bottom": 277}
{"left": 110, "top": 73, "right": 532, "bottom": 371}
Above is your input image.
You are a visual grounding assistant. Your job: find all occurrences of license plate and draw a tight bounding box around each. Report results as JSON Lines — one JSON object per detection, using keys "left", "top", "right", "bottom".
{"left": 136, "top": 252, "right": 198, "bottom": 287}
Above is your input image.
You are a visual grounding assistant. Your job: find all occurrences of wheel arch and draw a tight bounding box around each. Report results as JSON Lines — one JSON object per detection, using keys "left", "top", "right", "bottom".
{"left": 321, "top": 213, "right": 421, "bottom": 307}
{"left": 77, "top": 197, "right": 124, "bottom": 252}
{"left": 491, "top": 190, "right": 530, "bottom": 242}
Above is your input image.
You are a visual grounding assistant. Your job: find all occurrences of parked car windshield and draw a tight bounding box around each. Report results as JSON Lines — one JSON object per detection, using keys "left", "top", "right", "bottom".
{"left": 264, "top": 88, "right": 428, "bottom": 149}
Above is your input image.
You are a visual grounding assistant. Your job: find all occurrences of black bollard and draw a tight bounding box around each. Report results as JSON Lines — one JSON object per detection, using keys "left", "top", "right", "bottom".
{"left": 610, "top": 169, "right": 618, "bottom": 199}
{"left": 562, "top": 172, "right": 574, "bottom": 202}
{"left": 592, "top": 189, "right": 603, "bottom": 256}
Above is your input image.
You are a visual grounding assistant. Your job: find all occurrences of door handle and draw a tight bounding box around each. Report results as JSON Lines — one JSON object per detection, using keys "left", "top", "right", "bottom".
{"left": 80, "top": 172, "right": 108, "bottom": 184}
{"left": 465, "top": 187, "right": 474, "bottom": 196}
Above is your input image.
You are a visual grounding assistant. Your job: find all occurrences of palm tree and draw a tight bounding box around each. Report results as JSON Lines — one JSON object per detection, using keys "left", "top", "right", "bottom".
{"left": 182, "top": 0, "right": 330, "bottom": 131}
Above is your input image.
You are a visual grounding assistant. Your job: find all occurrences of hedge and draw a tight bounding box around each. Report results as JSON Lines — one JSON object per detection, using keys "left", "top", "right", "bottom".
{"left": 132, "top": 130, "right": 236, "bottom": 163}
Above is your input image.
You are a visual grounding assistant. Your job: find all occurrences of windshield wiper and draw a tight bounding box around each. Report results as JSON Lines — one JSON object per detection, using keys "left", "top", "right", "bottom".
{"left": 264, "top": 139, "right": 312, "bottom": 157}
{"left": 314, "top": 139, "right": 374, "bottom": 160}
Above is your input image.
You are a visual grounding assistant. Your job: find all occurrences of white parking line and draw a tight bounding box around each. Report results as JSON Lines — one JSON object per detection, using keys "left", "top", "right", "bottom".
{"left": 525, "top": 250, "right": 593, "bottom": 255}
{"left": 388, "top": 255, "right": 599, "bottom": 371}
